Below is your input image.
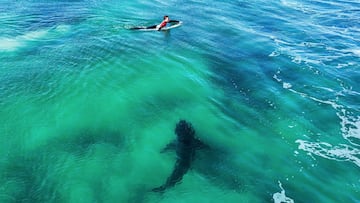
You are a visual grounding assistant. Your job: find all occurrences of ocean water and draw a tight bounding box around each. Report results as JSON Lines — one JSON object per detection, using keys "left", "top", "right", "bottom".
{"left": 0, "top": 0, "right": 359, "bottom": 202}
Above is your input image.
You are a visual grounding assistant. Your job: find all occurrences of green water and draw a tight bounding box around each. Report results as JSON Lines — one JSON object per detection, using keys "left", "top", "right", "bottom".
{"left": 1, "top": 0, "right": 359, "bottom": 202}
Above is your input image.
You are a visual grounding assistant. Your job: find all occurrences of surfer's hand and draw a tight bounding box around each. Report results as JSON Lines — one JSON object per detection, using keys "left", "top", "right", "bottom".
{"left": 156, "top": 25, "right": 161, "bottom": 31}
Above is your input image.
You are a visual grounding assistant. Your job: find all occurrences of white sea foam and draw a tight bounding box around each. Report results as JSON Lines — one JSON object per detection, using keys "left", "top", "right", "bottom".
{"left": 0, "top": 29, "right": 48, "bottom": 52}
{"left": 344, "top": 48, "right": 360, "bottom": 57}
{"left": 312, "top": 86, "right": 335, "bottom": 93}
{"left": 283, "top": 84, "right": 360, "bottom": 166}
{"left": 273, "top": 73, "right": 293, "bottom": 90}
{"left": 336, "top": 62, "right": 355, "bottom": 69}
{"left": 55, "top": 24, "right": 71, "bottom": 33}
{"left": 21, "top": 30, "right": 48, "bottom": 40}
{"left": 338, "top": 109, "right": 360, "bottom": 146}
{"left": 292, "top": 89, "right": 360, "bottom": 146}
{"left": 0, "top": 25, "right": 71, "bottom": 52}
{"left": 291, "top": 56, "right": 302, "bottom": 64}
{"left": 283, "top": 82, "right": 292, "bottom": 89}
{"left": 0, "top": 38, "right": 23, "bottom": 51}
{"left": 280, "top": 0, "right": 303, "bottom": 11}
{"left": 273, "top": 181, "right": 294, "bottom": 203}
{"left": 290, "top": 88, "right": 360, "bottom": 146}
{"left": 269, "top": 51, "right": 280, "bottom": 57}
{"left": 273, "top": 74, "right": 282, "bottom": 82}
{"left": 274, "top": 72, "right": 360, "bottom": 150}
{"left": 296, "top": 140, "right": 360, "bottom": 167}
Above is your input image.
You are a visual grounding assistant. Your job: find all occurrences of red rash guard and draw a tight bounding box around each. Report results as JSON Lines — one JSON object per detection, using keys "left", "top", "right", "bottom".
{"left": 159, "top": 21, "right": 167, "bottom": 28}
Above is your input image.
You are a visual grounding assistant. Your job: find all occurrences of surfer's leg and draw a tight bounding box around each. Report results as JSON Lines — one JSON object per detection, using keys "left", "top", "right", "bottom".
{"left": 146, "top": 25, "right": 157, "bottom": 29}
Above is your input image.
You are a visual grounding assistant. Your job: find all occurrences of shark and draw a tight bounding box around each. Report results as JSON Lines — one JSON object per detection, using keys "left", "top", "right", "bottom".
{"left": 152, "top": 120, "right": 207, "bottom": 192}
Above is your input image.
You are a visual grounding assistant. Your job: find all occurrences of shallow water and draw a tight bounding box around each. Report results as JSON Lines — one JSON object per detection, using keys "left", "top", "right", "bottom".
{"left": 0, "top": 0, "right": 359, "bottom": 202}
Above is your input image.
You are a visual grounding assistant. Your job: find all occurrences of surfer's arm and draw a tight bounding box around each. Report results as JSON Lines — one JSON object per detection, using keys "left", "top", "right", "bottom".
{"left": 156, "top": 20, "right": 167, "bottom": 30}
{"left": 156, "top": 24, "right": 163, "bottom": 31}
{"left": 168, "top": 20, "right": 179, "bottom": 23}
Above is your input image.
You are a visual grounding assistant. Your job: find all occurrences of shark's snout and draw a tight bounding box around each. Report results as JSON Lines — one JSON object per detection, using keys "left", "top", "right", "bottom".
{"left": 175, "top": 120, "right": 195, "bottom": 141}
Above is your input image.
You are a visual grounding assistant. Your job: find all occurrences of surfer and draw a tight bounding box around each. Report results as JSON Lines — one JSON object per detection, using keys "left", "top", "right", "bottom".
{"left": 130, "top": 16, "right": 181, "bottom": 31}
{"left": 147, "top": 15, "right": 170, "bottom": 30}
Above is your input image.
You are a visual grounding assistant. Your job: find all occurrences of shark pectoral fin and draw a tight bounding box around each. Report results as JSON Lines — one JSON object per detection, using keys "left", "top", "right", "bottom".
{"left": 152, "top": 186, "right": 166, "bottom": 193}
{"left": 161, "top": 141, "right": 176, "bottom": 153}
{"left": 194, "top": 138, "right": 210, "bottom": 150}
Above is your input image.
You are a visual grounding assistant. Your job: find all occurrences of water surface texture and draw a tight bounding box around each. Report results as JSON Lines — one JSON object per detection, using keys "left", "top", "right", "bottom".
{"left": 1, "top": 0, "right": 359, "bottom": 202}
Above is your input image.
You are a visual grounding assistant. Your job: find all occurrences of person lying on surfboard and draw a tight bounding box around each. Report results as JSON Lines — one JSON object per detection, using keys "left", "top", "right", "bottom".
{"left": 130, "top": 16, "right": 181, "bottom": 31}
{"left": 146, "top": 15, "right": 170, "bottom": 30}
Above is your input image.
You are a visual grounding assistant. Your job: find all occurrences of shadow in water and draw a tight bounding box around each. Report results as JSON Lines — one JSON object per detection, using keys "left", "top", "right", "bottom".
{"left": 1, "top": 127, "right": 125, "bottom": 202}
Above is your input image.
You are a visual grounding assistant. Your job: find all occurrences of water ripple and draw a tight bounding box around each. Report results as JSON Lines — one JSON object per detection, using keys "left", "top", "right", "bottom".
{"left": 1, "top": 0, "right": 359, "bottom": 202}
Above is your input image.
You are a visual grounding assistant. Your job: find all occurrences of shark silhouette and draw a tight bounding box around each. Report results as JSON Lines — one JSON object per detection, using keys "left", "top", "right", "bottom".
{"left": 152, "top": 120, "right": 206, "bottom": 192}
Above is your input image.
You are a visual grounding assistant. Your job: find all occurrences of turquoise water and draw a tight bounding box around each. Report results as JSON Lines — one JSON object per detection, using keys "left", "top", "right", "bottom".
{"left": 1, "top": 0, "right": 359, "bottom": 202}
